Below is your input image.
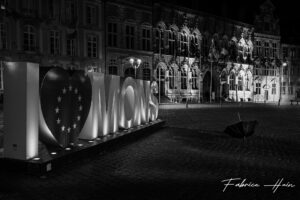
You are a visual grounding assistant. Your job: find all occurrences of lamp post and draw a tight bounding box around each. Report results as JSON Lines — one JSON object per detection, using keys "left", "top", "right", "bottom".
{"left": 129, "top": 57, "right": 142, "bottom": 79}
{"left": 210, "top": 60, "right": 213, "bottom": 103}
{"left": 278, "top": 61, "right": 287, "bottom": 106}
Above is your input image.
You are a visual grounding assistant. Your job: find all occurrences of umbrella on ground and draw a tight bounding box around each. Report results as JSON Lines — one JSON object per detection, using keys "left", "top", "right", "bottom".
{"left": 224, "top": 120, "right": 258, "bottom": 139}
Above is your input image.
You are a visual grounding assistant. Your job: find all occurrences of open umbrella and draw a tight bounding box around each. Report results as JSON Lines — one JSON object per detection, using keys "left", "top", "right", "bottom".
{"left": 224, "top": 120, "right": 258, "bottom": 139}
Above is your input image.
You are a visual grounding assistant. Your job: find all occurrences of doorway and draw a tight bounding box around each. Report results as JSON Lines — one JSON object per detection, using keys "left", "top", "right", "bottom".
{"left": 203, "top": 71, "right": 215, "bottom": 102}
{"left": 264, "top": 90, "right": 269, "bottom": 101}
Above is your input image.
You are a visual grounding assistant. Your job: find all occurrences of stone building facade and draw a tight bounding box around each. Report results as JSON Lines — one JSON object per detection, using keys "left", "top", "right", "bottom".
{"left": 0, "top": 0, "right": 299, "bottom": 104}
{"left": 0, "top": 0, "right": 105, "bottom": 98}
{"left": 104, "top": 0, "right": 153, "bottom": 80}
{"left": 153, "top": 2, "right": 255, "bottom": 103}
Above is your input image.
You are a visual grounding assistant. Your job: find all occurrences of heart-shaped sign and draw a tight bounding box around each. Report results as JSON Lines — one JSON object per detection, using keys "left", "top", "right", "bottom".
{"left": 40, "top": 67, "right": 92, "bottom": 147}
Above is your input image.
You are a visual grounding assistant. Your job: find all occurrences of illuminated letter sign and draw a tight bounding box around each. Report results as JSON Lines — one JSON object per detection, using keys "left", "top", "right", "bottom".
{"left": 38, "top": 68, "right": 158, "bottom": 147}
{"left": 39, "top": 68, "right": 92, "bottom": 147}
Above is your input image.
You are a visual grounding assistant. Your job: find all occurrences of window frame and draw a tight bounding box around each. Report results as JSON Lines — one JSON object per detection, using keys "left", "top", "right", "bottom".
{"left": 87, "top": 34, "right": 98, "bottom": 58}
{"left": 229, "top": 73, "right": 235, "bottom": 90}
{"left": 107, "top": 22, "right": 118, "bottom": 47}
{"left": 23, "top": 25, "right": 36, "bottom": 52}
{"left": 141, "top": 28, "right": 151, "bottom": 51}
{"left": 86, "top": 4, "right": 97, "bottom": 25}
{"left": 50, "top": 30, "right": 61, "bottom": 55}
{"left": 255, "top": 82, "right": 261, "bottom": 95}
{"left": 125, "top": 25, "right": 135, "bottom": 49}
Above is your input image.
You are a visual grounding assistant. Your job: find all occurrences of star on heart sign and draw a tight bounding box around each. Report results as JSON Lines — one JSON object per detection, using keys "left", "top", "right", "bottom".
{"left": 39, "top": 67, "right": 92, "bottom": 148}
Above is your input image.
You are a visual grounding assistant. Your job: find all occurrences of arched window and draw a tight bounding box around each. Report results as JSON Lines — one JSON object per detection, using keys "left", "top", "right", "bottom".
{"left": 168, "top": 68, "right": 175, "bottom": 89}
{"left": 229, "top": 73, "right": 235, "bottom": 90}
{"left": 220, "top": 71, "right": 227, "bottom": 82}
{"left": 192, "top": 69, "right": 198, "bottom": 89}
{"left": 201, "top": 35, "right": 209, "bottom": 57}
{"left": 125, "top": 67, "right": 134, "bottom": 78}
{"left": 181, "top": 68, "right": 187, "bottom": 89}
{"left": 23, "top": 25, "right": 36, "bottom": 51}
{"left": 154, "top": 28, "right": 164, "bottom": 54}
{"left": 108, "top": 59, "right": 118, "bottom": 75}
{"left": 156, "top": 67, "right": 165, "bottom": 80}
{"left": 168, "top": 29, "right": 176, "bottom": 55}
{"left": 238, "top": 75, "right": 243, "bottom": 91}
{"left": 245, "top": 73, "right": 250, "bottom": 91}
{"left": 180, "top": 32, "right": 188, "bottom": 56}
{"left": 190, "top": 33, "right": 199, "bottom": 57}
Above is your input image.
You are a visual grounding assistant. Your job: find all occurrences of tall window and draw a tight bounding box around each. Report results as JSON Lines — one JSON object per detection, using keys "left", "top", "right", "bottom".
{"left": 141, "top": 28, "right": 151, "bottom": 51}
{"left": 143, "top": 68, "right": 150, "bottom": 81}
{"left": 108, "top": 59, "right": 118, "bottom": 75}
{"left": 66, "top": 0, "right": 76, "bottom": 24}
{"left": 245, "top": 74, "right": 250, "bottom": 91}
{"left": 288, "top": 83, "right": 293, "bottom": 95}
{"left": 282, "top": 47, "right": 288, "bottom": 58}
{"left": 190, "top": 34, "right": 199, "bottom": 57}
{"left": 283, "top": 66, "right": 288, "bottom": 76}
{"left": 180, "top": 32, "right": 188, "bottom": 56}
{"left": 86, "top": 4, "right": 97, "bottom": 25}
{"left": 168, "top": 68, "right": 175, "bottom": 89}
{"left": 154, "top": 29, "right": 164, "bottom": 54}
{"left": 50, "top": 30, "right": 60, "bottom": 55}
{"left": 157, "top": 68, "right": 165, "bottom": 80}
{"left": 181, "top": 69, "right": 187, "bottom": 89}
{"left": 229, "top": 73, "right": 235, "bottom": 90}
{"left": 255, "top": 40, "right": 262, "bottom": 56}
{"left": 168, "top": 30, "right": 176, "bottom": 55}
{"left": 66, "top": 38, "right": 76, "bottom": 56}
{"left": 48, "top": 0, "right": 55, "bottom": 18}
{"left": 264, "top": 42, "right": 269, "bottom": 57}
{"left": 202, "top": 36, "right": 209, "bottom": 57}
{"left": 261, "top": 66, "right": 267, "bottom": 76}
{"left": 192, "top": 69, "right": 198, "bottom": 89}
{"left": 238, "top": 76, "right": 243, "bottom": 91}
{"left": 0, "top": 61, "right": 4, "bottom": 91}
{"left": 272, "top": 43, "right": 277, "bottom": 58}
{"left": 22, "top": 0, "right": 36, "bottom": 16}
{"left": 269, "top": 65, "right": 276, "bottom": 76}
{"left": 291, "top": 48, "right": 296, "bottom": 58}
{"left": 255, "top": 83, "right": 261, "bottom": 94}
{"left": 142, "top": 62, "right": 150, "bottom": 80}
{"left": 125, "top": 25, "right": 135, "bottom": 49}
{"left": 108, "top": 22, "right": 117, "bottom": 47}
{"left": 23, "top": 25, "right": 36, "bottom": 51}
{"left": 281, "top": 82, "right": 286, "bottom": 94}
{"left": 0, "top": 23, "right": 7, "bottom": 50}
{"left": 87, "top": 35, "right": 97, "bottom": 58}
{"left": 254, "top": 66, "right": 260, "bottom": 75}
{"left": 272, "top": 83, "right": 276, "bottom": 94}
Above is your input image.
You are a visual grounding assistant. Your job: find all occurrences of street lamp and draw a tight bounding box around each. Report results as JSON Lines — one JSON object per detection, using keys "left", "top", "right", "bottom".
{"left": 1, "top": 4, "right": 6, "bottom": 10}
{"left": 129, "top": 57, "right": 142, "bottom": 79}
{"left": 278, "top": 60, "right": 287, "bottom": 106}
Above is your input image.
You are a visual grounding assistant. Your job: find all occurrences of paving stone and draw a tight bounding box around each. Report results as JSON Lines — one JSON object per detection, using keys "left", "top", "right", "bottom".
{"left": 0, "top": 104, "right": 300, "bottom": 199}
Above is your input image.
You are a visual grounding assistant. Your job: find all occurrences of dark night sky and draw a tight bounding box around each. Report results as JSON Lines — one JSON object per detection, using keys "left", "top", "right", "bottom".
{"left": 160, "top": 0, "right": 300, "bottom": 43}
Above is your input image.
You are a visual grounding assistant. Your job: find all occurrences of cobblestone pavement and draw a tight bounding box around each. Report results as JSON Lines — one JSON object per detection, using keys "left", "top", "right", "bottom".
{"left": 0, "top": 103, "right": 300, "bottom": 200}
